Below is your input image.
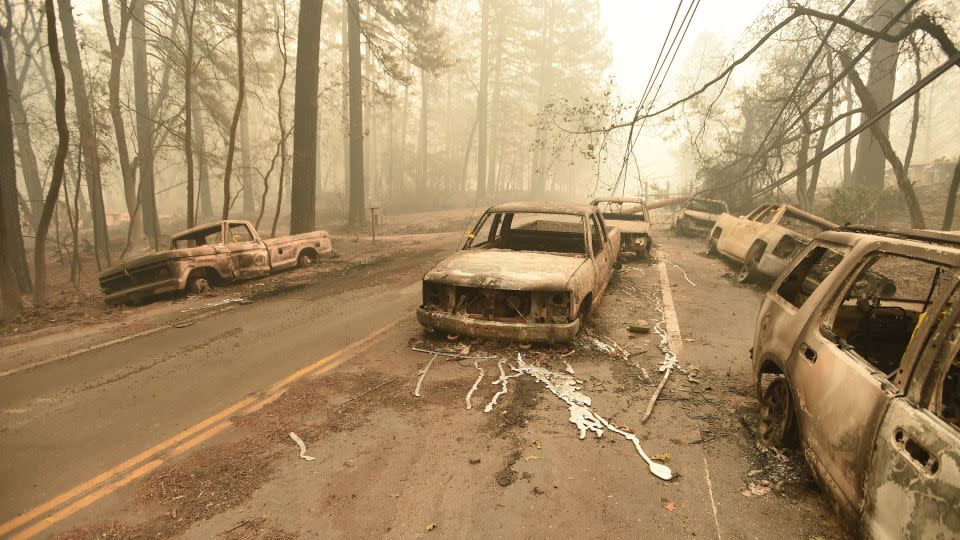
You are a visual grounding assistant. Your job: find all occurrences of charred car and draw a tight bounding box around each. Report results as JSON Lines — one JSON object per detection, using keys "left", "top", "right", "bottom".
{"left": 417, "top": 202, "right": 621, "bottom": 342}
{"left": 590, "top": 197, "right": 652, "bottom": 258}
{"left": 671, "top": 197, "right": 728, "bottom": 237}
{"left": 707, "top": 203, "right": 836, "bottom": 284}
{"left": 753, "top": 225, "right": 960, "bottom": 538}
{"left": 99, "top": 220, "right": 332, "bottom": 304}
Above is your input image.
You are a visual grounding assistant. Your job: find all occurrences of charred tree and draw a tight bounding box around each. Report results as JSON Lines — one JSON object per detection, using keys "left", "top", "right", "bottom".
{"left": 0, "top": 36, "right": 30, "bottom": 306}
{"left": 1, "top": 2, "right": 44, "bottom": 227}
{"left": 240, "top": 104, "right": 254, "bottom": 214}
{"left": 290, "top": 0, "right": 324, "bottom": 233}
{"left": 132, "top": 0, "right": 158, "bottom": 245}
{"left": 416, "top": 69, "right": 428, "bottom": 195}
{"left": 848, "top": 0, "right": 907, "bottom": 191}
{"left": 34, "top": 0, "right": 69, "bottom": 307}
{"left": 221, "top": 0, "right": 245, "bottom": 220}
{"left": 944, "top": 156, "right": 960, "bottom": 231}
{"left": 57, "top": 0, "right": 111, "bottom": 268}
{"left": 475, "top": 0, "right": 489, "bottom": 198}
{"left": 346, "top": 0, "right": 364, "bottom": 226}
{"left": 193, "top": 106, "right": 213, "bottom": 219}
{"left": 181, "top": 0, "right": 196, "bottom": 227}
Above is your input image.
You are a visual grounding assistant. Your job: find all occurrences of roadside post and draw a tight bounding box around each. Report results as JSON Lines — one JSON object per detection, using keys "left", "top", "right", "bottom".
{"left": 368, "top": 201, "right": 381, "bottom": 242}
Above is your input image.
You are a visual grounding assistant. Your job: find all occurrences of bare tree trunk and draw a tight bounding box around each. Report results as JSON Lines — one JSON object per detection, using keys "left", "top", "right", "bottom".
{"left": 181, "top": 0, "right": 196, "bottom": 227}
{"left": 57, "top": 0, "right": 111, "bottom": 268}
{"left": 132, "top": 0, "right": 158, "bottom": 246}
{"left": 460, "top": 113, "right": 478, "bottom": 191}
{"left": 806, "top": 67, "right": 836, "bottom": 210}
{"left": 193, "top": 106, "right": 213, "bottom": 218}
{"left": 340, "top": 3, "right": 349, "bottom": 198}
{"left": 346, "top": 0, "right": 364, "bottom": 227}
{"left": 841, "top": 52, "right": 925, "bottom": 228}
{"left": 102, "top": 0, "right": 145, "bottom": 252}
{"left": 290, "top": 0, "right": 324, "bottom": 232}
{"left": 262, "top": 0, "right": 289, "bottom": 235}
{"left": 1, "top": 3, "right": 44, "bottom": 228}
{"left": 476, "top": 0, "right": 489, "bottom": 198}
{"left": 842, "top": 79, "right": 853, "bottom": 185}
{"left": 849, "top": 0, "right": 906, "bottom": 192}
{"left": 240, "top": 102, "right": 254, "bottom": 214}
{"left": 943, "top": 156, "right": 960, "bottom": 230}
{"left": 417, "top": 69, "right": 428, "bottom": 196}
{"left": 903, "top": 34, "right": 922, "bottom": 174}
{"left": 34, "top": 0, "right": 69, "bottom": 307}
{"left": 221, "top": 0, "right": 245, "bottom": 219}
{"left": 398, "top": 82, "right": 409, "bottom": 193}
{"left": 0, "top": 36, "right": 26, "bottom": 316}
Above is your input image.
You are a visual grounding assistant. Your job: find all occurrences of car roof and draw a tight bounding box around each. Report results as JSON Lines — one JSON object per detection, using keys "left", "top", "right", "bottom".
{"left": 171, "top": 220, "right": 249, "bottom": 239}
{"left": 486, "top": 202, "right": 594, "bottom": 215}
{"left": 818, "top": 225, "right": 960, "bottom": 261}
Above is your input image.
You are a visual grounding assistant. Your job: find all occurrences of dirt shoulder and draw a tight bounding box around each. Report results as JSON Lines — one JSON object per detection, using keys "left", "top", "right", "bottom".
{"left": 48, "top": 224, "right": 847, "bottom": 539}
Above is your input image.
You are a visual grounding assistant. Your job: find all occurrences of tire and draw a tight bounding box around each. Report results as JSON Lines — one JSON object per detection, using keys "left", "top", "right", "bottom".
{"left": 297, "top": 251, "right": 316, "bottom": 268}
{"left": 737, "top": 244, "right": 764, "bottom": 284}
{"left": 186, "top": 275, "right": 210, "bottom": 295}
{"left": 757, "top": 377, "right": 798, "bottom": 448}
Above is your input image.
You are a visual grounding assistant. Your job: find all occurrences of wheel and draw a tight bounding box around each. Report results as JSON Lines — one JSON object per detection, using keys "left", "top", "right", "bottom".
{"left": 757, "top": 377, "right": 798, "bottom": 448}
{"left": 186, "top": 276, "right": 210, "bottom": 295}
{"left": 737, "top": 244, "right": 764, "bottom": 284}
{"left": 297, "top": 251, "right": 316, "bottom": 267}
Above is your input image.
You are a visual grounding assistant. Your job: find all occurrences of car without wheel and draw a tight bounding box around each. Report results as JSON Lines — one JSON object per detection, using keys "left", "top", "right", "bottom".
{"left": 417, "top": 202, "right": 621, "bottom": 343}
{"left": 98, "top": 220, "right": 333, "bottom": 304}
{"left": 589, "top": 197, "right": 653, "bottom": 258}
{"left": 707, "top": 203, "right": 836, "bottom": 284}
{"left": 751, "top": 225, "right": 960, "bottom": 538}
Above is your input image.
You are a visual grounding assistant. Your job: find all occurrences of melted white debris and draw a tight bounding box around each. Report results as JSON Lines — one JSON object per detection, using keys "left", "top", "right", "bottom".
{"left": 484, "top": 359, "right": 521, "bottom": 413}
{"left": 564, "top": 361, "right": 575, "bottom": 375}
{"left": 414, "top": 353, "right": 437, "bottom": 397}
{"left": 671, "top": 263, "right": 697, "bottom": 286}
{"left": 466, "top": 361, "right": 485, "bottom": 410}
{"left": 513, "top": 355, "right": 673, "bottom": 480}
{"left": 289, "top": 432, "right": 316, "bottom": 461}
{"left": 180, "top": 297, "right": 250, "bottom": 312}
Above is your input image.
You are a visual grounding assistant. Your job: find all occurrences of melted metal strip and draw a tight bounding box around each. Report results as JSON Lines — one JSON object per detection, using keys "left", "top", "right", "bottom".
{"left": 671, "top": 263, "right": 697, "bottom": 286}
{"left": 513, "top": 355, "right": 672, "bottom": 480}
{"left": 414, "top": 353, "right": 438, "bottom": 397}
{"left": 484, "top": 359, "right": 521, "bottom": 413}
{"left": 466, "top": 361, "right": 485, "bottom": 410}
{"left": 289, "top": 432, "right": 316, "bottom": 461}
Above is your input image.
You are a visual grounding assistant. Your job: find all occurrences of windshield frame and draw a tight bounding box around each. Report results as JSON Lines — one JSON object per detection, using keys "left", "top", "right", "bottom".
{"left": 462, "top": 210, "right": 588, "bottom": 257}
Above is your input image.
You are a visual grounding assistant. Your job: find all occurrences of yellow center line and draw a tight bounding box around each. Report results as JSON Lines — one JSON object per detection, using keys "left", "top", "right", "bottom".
{"left": 1, "top": 317, "right": 400, "bottom": 539}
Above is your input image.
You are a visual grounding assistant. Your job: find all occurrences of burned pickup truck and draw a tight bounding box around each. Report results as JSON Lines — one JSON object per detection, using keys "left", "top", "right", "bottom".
{"left": 99, "top": 220, "right": 332, "bottom": 304}
{"left": 417, "top": 202, "right": 620, "bottom": 342}
{"left": 590, "top": 197, "right": 653, "bottom": 258}
{"left": 753, "top": 225, "right": 960, "bottom": 538}
{"left": 707, "top": 203, "right": 836, "bottom": 284}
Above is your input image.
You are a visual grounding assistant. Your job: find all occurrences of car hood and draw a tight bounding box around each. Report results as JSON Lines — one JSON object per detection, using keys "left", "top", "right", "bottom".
{"left": 99, "top": 245, "right": 220, "bottom": 277}
{"left": 423, "top": 250, "right": 587, "bottom": 291}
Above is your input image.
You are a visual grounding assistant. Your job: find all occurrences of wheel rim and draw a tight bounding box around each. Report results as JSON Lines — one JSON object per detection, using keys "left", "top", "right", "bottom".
{"left": 737, "top": 261, "right": 754, "bottom": 283}
{"left": 758, "top": 380, "right": 790, "bottom": 446}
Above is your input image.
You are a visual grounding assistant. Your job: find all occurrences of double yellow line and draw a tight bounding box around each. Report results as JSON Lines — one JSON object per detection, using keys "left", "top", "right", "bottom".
{"left": 0, "top": 319, "right": 399, "bottom": 539}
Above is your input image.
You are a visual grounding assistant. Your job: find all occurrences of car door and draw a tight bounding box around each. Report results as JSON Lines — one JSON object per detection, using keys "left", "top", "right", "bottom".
{"left": 732, "top": 205, "right": 781, "bottom": 261}
{"left": 862, "top": 276, "right": 960, "bottom": 539}
{"left": 587, "top": 214, "right": 612, "bottom": 299}
{"left": 225, "top": 223, "right": 270, "bottom": 278}
{"left": 721, "top": 205, "right": 767, "bottom": 259}
{"left": 785, "top": 253, "right": 904, "bottom": 520}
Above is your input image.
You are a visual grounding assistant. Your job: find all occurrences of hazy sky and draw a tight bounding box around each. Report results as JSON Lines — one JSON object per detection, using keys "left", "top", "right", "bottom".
{"left": 598, "top": 0, "right": 771, "bottom": 102}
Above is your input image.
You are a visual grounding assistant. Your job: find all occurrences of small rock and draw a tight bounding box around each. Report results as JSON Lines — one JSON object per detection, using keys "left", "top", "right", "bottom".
{"left": 628, "top": 321, "right": 651, "bottom": 334}
{"left": 468, "top": 458, "right": 481, "bottom": 465}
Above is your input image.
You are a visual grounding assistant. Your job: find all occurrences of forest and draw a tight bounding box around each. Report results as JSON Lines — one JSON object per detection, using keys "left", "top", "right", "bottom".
{"left": 0, "top": 0, "right": 958, "bottom": 318}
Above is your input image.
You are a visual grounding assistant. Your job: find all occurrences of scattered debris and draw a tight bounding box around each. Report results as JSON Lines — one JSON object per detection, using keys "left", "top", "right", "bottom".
{"left": 628, "top": 321, "right": 651, "bottom": 334}
{"left": 425, "top": 522, "right": 437, "bottom": 532}
{"left": 641, "top": 320, "right": 680, "bottom": 423}
{"left": 180, "top": 297, "right": 251, "bottom": 313}
{"left": 288, "top": 432, "right": 316, "bottom": 461}
{"left": 469, "top": 458, "right": 481, "bottom": 465}
{"left": 513, "top": 355, "right": 672, "bottom": 480}
{"left": 652, "top": 453, "right": 671, "bottom": 463}
{"left": 411, "top": 346, "right": 497, "bottom": 361}
{"left": 741, "top": 481, "right": 772, "bottom": 498}
{"left": 563, "top": 361, "right": 575, "bottom": 375}
{"left": 414, "top": 353, "right": 438, "bottom": 397}
{"left": 171, "top": 321, "right": 195, "bottom": 329}
{"left": 465, "top": 362, "right": 485, "bottom": 410}
{"left": 664, "top": 501, "right": 676, "bottom": 512}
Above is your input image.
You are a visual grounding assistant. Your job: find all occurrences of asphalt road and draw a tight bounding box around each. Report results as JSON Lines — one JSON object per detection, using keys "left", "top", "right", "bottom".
{"left": 0, "top": 227, "right": 850, "bottom": 539}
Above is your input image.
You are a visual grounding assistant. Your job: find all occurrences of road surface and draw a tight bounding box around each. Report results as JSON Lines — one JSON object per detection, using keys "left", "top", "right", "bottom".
{"left": 0, "top": 225, "right": 848, "bottom": 539}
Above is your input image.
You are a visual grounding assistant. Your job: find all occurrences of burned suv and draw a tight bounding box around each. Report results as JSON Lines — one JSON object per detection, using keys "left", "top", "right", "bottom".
{"left": 752, "top": 225, "right": 959, "bottom": 538}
